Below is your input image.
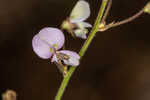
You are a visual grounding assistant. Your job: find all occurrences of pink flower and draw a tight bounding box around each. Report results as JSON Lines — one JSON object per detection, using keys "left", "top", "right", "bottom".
{"left": 51, "top": 50, "right": 80, "bottom": 66}
{"left": 32, "top": 27, "right": 64, "bottom": 59}
{"left": 32, "top": 27, "right": 80, "bottom": 66}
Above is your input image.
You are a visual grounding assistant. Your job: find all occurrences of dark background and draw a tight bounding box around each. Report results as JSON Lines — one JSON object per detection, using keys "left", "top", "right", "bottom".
{"left": 0, "top": 0, "right": 150, "bottom": 100}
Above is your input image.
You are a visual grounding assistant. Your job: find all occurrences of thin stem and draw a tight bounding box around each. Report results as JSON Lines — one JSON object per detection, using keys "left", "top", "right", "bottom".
{"left": 100, "top": 8, "right": 144, "bottom": 31}
{"left": 111, "top": 8, "right": 144, "bottom": 27}
{"left": 101, "top": 0, "right": 112, "bottom": 23}
{"left": 79, "top": 0, "right": 108, "bottom": 57}
{"left": 54, "top": 0, "right": 109, "bottom": 100}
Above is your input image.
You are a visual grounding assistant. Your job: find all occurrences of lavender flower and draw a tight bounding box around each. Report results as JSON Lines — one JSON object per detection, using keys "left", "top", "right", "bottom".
{"left": 51, "top": 50, "right": 80, "bottom": 66}
{"left": 61, "top": 0, "right": 92, "bottom": 39}
{"left": 32, "top": 27, "right": 80, "bottom": 67}
{"left": 32, "top": 27, "right": 65, "bottom": 59}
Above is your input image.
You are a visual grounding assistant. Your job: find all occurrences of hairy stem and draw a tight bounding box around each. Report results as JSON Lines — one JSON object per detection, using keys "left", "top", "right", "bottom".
{"left": 55, "top": 0, "right": 109, "bottom": 100}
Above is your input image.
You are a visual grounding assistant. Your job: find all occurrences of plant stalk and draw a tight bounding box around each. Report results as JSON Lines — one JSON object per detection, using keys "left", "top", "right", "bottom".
{"left": 55, "top": 0, "right": 109, "bottom": 100}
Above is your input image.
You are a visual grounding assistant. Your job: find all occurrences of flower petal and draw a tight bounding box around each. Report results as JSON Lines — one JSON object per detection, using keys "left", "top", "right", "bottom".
{"left": 59, "top": 50, "right": 80, "bottom": 59}
{"left": 74, "top": 29, "right": 88, "bottom": 39}
{"left": 32, "top": 34, "right": 53, "bottom": 59}
{"left": 77, "top": 34, "right": 87, "bottom": 39}
{"left": 77, "top": 22, "right": 92, "bottom": 29}
{"left": 64, "top": 56, "right": 80, "bottom": 66}
{"left": 81, "top": 22, "right": 92, "bottom": 28}
{"left": 51, "top": 53, "right": 57, "bottom": 62}
{"left": 38, "top": 27, "right": 65, "bottom": 50}
{"left": 70, "top": 0, "right": 90, "bottom": 23}
{"left": 59, "top": 50, "right": 80, "bottom": 66}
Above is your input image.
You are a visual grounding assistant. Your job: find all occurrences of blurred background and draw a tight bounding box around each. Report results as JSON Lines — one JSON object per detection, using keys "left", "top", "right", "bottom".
{"left": 0, "top": 0, "right": 150, "bottom": 100}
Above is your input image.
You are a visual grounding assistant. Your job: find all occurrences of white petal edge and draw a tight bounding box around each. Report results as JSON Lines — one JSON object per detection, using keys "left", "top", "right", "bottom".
{"left": 74, "top": 29, "right": 87, "bottom": 39}
{"left": 76, "top": 22, "right": 92, "bottom": 29}
{"left": 51, "top": 50, "right": 80, "bottom": 66}
{"left": 59, "top": 50, "right": 80, "bottom": 59}
{"left": 59, "top": 50, "right": 80, "bottom": 66}
{"left": 63, "top": 56, "right": 80, "bottom": 66}
{"left": 81, "top": 22, "right": 92, "bottom": 28}
{"left": 70, "top": 0, "right": 90, "bottom": 23}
